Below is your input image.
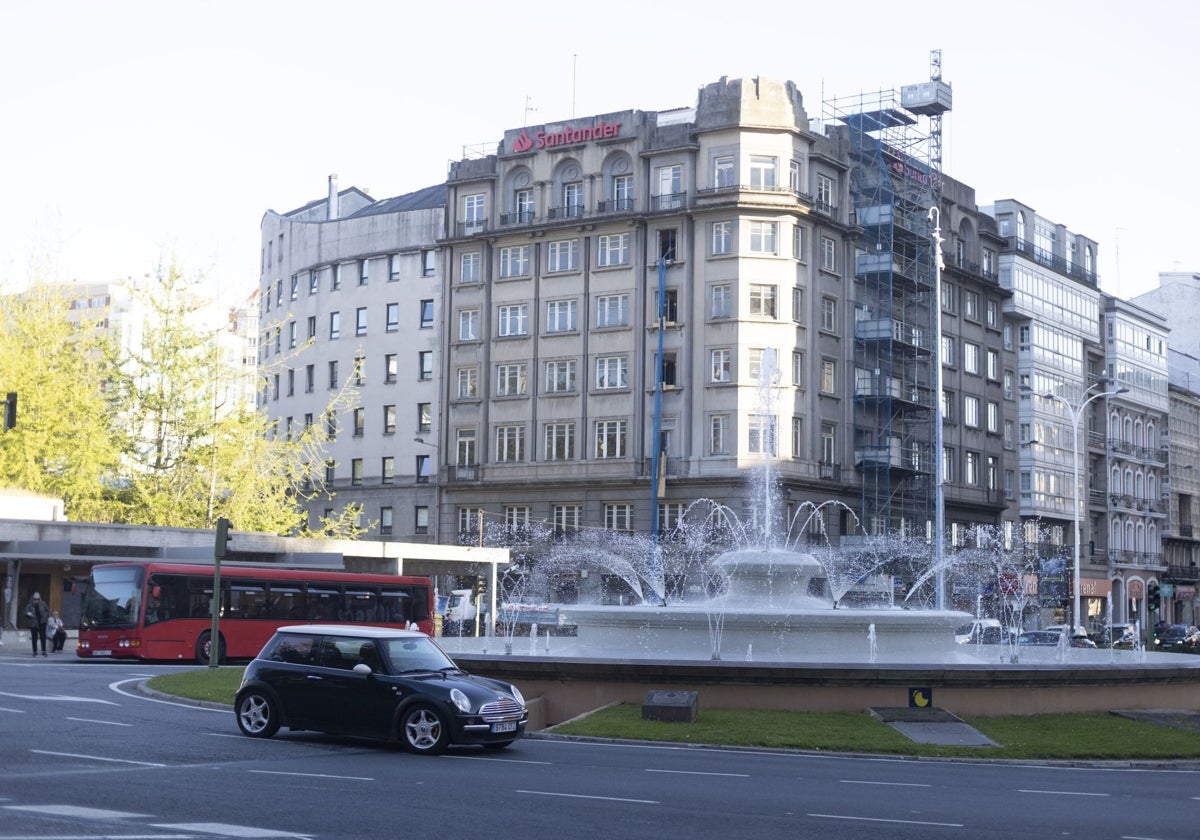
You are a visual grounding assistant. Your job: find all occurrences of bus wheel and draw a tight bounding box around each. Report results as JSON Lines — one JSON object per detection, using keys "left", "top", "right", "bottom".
{"left": 236, "top": 690, "right": 280, "bottom": 738}
{"left": 195, "top": 631, "right": 226, "bottom": 665}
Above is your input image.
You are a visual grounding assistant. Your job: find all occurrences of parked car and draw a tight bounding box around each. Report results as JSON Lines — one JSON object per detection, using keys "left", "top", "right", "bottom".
{"left": 1017, "top": 630, "right": 1061, "bottom": 646}
{"left": 955, "top": 618, "right": 1010, "bottom": 644}
{"left": 234, "top": 625, "right": 527, "bottom": 754}
{"left": 1155, "top": 624, "right": 1200, "bottom": 652}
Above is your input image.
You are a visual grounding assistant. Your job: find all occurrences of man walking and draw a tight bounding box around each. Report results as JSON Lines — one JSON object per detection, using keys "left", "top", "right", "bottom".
{"left": 24, "top": 592, "right": 49, "bottom": 657}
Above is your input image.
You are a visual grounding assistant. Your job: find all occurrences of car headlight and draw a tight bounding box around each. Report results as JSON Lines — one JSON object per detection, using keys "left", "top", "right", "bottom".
{"left": 508, "top": 684, "right": 526, "bottom": 707}
{"left": 450, "top": 688, "right": 472, "bottom": 713}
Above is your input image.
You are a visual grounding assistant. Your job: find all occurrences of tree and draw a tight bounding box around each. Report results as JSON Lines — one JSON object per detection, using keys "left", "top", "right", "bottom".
{"left": 0, "top": 283, "right": 126, "bottom": 520}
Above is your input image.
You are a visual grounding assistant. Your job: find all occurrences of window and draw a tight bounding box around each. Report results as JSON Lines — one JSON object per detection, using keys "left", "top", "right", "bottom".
{"left": 463, "top": 193, "right": 485, "bottom": 231}
{"left": 597, "top": 233, "right": 629, "bottom": 267}
{"left": 384, "top": 354, "right": 397, "bottom": 384}
{"left": 986, "top": 349, "right": 999, "bottom": 381}
{"left": 458, "top": 309, "right": 479, "bottom": 341}
{"left": 658, "top": 228, "right": 678, "bottom": 262}
{"left": 420, "top": 300, "right": 434, "bottom": 329}
{"left": 359, "top": 259, "right": 370, "bottom": 286}
{"left": 382, "top": 456, "right": 395, "bottom": 485}
{"left": 499, "top": 245, "right": 530, "bottom": 278}
{"left": 712, "top": 221, "right": 732, "bottom": 255}
{"left": 820, "top": 360, "right": 836, "bottom": 394}
{"left": 422, "top": 250, "right": 436, "bottom": 276}
{"left": 816, "top": 174, "right": 834, "bottom": 209}
{"left": 964, "top": 342, "right": 979, "bottom": 375}
{"left": 820, "top": 236, "right": 837, "bottom": 271}
{"left": 941, "top": 336, "right": 955, "bottom": 366}
{"left": 963, "top": 290, "right": 979, "bottom": 320}
{"left": 386, "top": 303, "right": 399, "bottom": 332}
{"left": 305, "top": 364, "right": 315, "bottom": 393}
{"left": 987, "top": 401, "right": 1000, "bottom": 434}
{"left": 351, "top": 458, "right": 363, "bottom": 486}
{"left": 545, "top": 359, "right": 576, "bottom": 393}
{"left": 417, "top": 402, "right": 431, "bottom": 432}
{"left": 546, "top": 299, "right": 577, "bottom": 333}
{"left": 820, "top": 297, "right": 837, "bottom": 332}
{"left": 941, "top": 446, "right": 954, "bottom": 483}
{"left": 710, "top": 414, "right": 729, "bottom": 455}
{"left": 547, "top": 239, "right": 579, "bottom": 272}
{"left": 1003, "top": 323, "right": 1013, "bottom": 350}
{"left": 309, "top": 271, "right": 320, "bottom": 294}
{"left": 793, "top": 225, "right": 807, "bottom": 261}
{"left": 496, "top": 363, "right": 527, "bottom": 396}
{"left": 711, "top": 348, "right": 732, "bottom": 382}
{"left": 655, "top": 288, "right": 679, "bottom": 323}
{"left": 1003, "top": 370, "right": 1014, "bottom": 399}
{"left": 328, "top": 360, "right": 339, "bottom": 389}
{"left": 611, "top": 175, "right": 632, "bottom": 210}
{"left": 379, "top": 506, "right": 393, "bottom": 536}
{"left": 456, "top": 429, "right": 476, "bottom": 466}
{"left": 748, "top": 415, "right": 776, "bottom": 454}
{"left": 324, "top": 460, "right": 335, "bottom": 482}
{"left": 456, "top": 367, "right": 478, "bottom": 399}
{"left": 414, "top": 454, "right": 429, "bottom": 484}
{"left": 389, "top": 254, "right": 401, "bottom": 282}
{"left": 821, "top": 424, "right": 836, "bottom": 464}
{"left": 656, "top": 164, "right": 683, "bottom": 209}
{"left": 307, "top": 315, "right": 316, "bottom": 339}
{"left": 604, "top": 503, "right": 633, "bottom": 531}
{"left": 504, "top": 506, "right": 530, "bottom": 530}
{"left": 332, "top": 264, "right": 342, "bottom": 290}
{"left": 289, "top": 275, "right": 298, "bottom": 300}
{"left": 355, "top": 307, "right": 367, "bottom": 336}
{"left": 711, "top": 284, "right": 731, "bottom": 318}
{"left": 749, "top": 284, "right": 777, "bottom": 318}
{"left": 596, "top": 294, "right": 628, "bottom": 327}
{"left": 414, "top": 506, "right": 430, "bottom": 534}
{"left": 964, "top": 395, "right": 980, "bottom": 428}
{"left": 561, "top": 181, "right": 583, "bottom": 217}
{"left": 461, "top": 252, "right": 480, "bottom": 284}
{"left": 596, "top": 356, "right": 628, "bottom": 390}
{"left": 286, "top": 369, "right": 295, "bottom": 397}
{"left": 353, "top": 407, "right": 365, "bottom": 436}
{"left": 552, "top": 504, "right": 582, "bottom": 534}
{"left": 940, "top": 282, "right": 955, "bottom": 312}
{"left": 382, "top": 405, "right": 396, "bottom": 435}
{"left": 514, "top": 188, "right": 534, "bottom": 221}
{"left": 287, "top": 321, "right": 297, "bottom": 349}
{"left": 595, "top": 419, "right": 627, "bottom": 459}
{"left": 713, "top": 155, "right": 734, "bottom": 188}
{"left": 988, "top": 456, "right": 1000, "bottom": 491}
{"left": 965, "top": 451, "right": 979, "bottom": 486}
{"left": 545, "top": 422, "right": 575, "bottom": 460}
{"left": 792, "top": 351, "right": 804, "bottom": 388}
{"left": 749, "top": 155, "right": 777, "bottom": 188}
{"left": 749, "top": 221, "right": 777, "bottom": 254}
{"left": 940, "top": 389, "right": 952, "bottom": 421}
{"left": 748, "top": 348, "right": 771, "bottom": 382}
{"left": 329, "top": 311, "right": 340, "bottom": 339}
{"left": 497, "top": 304, "right": 528, "bottom": 337}
{"left": 495, "top": 425, "right": 525, "bottom": 462}
{"left": 418, "top": 351, "right": 433, "bottom": 381}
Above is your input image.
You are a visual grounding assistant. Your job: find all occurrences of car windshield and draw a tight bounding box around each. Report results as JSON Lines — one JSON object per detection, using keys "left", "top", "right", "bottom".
{"left": 382, "top": 636, "right": 457, "bottom": 673}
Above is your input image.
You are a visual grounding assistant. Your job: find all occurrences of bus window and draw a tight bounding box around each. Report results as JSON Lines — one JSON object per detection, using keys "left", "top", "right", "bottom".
{"left": 231, "top": 580, "right": 269, "bottom": 619}
{"left": 343, "top": 589, "right": 378, "bottom": 622}
{"left": 381, "top": 590, "right": 414, "bottom": 623}
{"left": 267, "top": 585, "right": 303, "bottom": 620}
{"left": 305, "top": 585, "right": 341, "bottom": 621}
{"left": 145, "top": 574, "right": 190, "bottom": 625}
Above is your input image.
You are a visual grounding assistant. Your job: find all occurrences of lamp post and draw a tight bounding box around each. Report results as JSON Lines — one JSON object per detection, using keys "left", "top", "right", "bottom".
{"left": 928, "top": 206, "right": 946, "bottom": 610}
{"left": 414, "top": 437, "right": 439, "bottom": 542}
{"left": 1036, "top": 380, "right": 1128, "bottom": 635}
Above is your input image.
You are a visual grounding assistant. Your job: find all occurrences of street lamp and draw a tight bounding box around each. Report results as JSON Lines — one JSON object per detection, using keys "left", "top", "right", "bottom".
{"left": 414, "top": 437, "right": 439, "bottom": 541}
{"left": 928, "top": 205, "right": 946, "bottom": 611}
{"left": 1034, "top": 380, "right": 1129, "bottom": 635}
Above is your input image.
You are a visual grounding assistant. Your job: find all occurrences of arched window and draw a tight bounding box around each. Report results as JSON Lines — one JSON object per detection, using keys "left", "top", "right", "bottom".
{"left": 1134, "top": 420, "right": 1144, "bottom": 447}
{"left": 1136, "top": 521, "right": 1146, "bottom": 554}
{"left": 550, "top": 159, "right": 584, "bottom": 219}
{"left": 1149, "top": 523, "right": 1158, "bottom": 552}
{"left": 1146, "top": 421, "right": 1156, "bottom": 449}
{"left": 1135, "top": 471, "right": 1144, "bottom": 501}
{"left": 601, "top": 152, "right": 635, "bottom": 213}
{"left": 1148, "top": 473, "right": 1157, "bottom": 502}
{"left": 1124, "top": 416, "right": 1133, "bottom": 443}
{"left": 1125, "top": 468, "right": 1134, "bottom": 496}
{"left": 1016, "top": 211, "right": 1026, "bottom": 243}
{"left": 1109, "top": 410, "right": 1120, "bottom": 437}
{"left": 1125, "top": 521, "right": 1135, "bottom": 551}
{"left": 505, "top": 166, "right": 536, "bottom": 224}
{"left": 1111, "top": 466, "right": 1121, "bottom": 493}
{"left": 1085, "top": 245, "right": 1094, "bottom": 274}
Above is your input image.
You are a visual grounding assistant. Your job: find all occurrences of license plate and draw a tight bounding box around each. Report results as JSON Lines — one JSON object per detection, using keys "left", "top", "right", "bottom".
{"left": 492, "top": 721, "right": 516, "bottom": 733}
{"left": 92, "top": 650, "right": 112, "bottom": 657}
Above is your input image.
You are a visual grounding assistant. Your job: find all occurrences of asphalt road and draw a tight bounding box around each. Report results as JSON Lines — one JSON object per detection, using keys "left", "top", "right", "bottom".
{"left": 2, "top": 649, "right": 1199, "bottom": 839}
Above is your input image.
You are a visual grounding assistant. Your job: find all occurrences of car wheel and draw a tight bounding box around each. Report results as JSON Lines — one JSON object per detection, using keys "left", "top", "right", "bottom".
{"left": 236, "top": 690, "right": 280, "bottom": 739}
{"left": 195, "top": 632, "right": 226, "bottom": 666}
{"left": 400, "top": 704, "right": 450, "bottom": 755}
{"left": 482, "top": 740, "right": 514, "bottom": 750}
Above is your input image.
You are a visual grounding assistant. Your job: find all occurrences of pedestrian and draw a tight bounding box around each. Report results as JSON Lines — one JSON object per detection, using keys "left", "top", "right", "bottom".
{"left": 47, "top": 610, "right": 67, "bottom": 653}
{"left": 24, "top": 592, "right": 49, "bottom": 657}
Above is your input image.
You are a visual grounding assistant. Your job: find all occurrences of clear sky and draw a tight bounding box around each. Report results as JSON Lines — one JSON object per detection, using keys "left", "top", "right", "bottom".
{"left": 1, "top": 0, "right": 1194, "bottom": 307}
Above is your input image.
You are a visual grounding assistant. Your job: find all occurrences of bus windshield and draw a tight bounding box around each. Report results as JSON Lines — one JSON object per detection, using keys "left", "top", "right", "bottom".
{"left": 80, "top": 566, "right": 145, "bottom": 630}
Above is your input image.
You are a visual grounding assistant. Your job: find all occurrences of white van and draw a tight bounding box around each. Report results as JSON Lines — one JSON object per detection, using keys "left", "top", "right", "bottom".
{"left": 954, "top": 618, "right": 1004, "bottom": 644}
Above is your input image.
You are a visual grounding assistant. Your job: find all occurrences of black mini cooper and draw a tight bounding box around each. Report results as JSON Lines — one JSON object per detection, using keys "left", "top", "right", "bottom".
{"left": 234, "top": 625, "right": 528, "bottom": 754}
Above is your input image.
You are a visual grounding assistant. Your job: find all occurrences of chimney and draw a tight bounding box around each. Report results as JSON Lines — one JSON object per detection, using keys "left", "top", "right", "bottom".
{"left": 327, "top": 174, "right": 339, "bottom": 221}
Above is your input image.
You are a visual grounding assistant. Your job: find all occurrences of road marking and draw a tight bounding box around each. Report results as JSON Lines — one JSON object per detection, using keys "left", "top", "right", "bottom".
{"left": 152, "top": 823, "right": 313, "bottom": 838}
{"left": 645, "top": 768, "right": 749, "bottom": 777}
{"left": 249, "top": 770, "right": 374, "bottom": 781}
{"left": 3, "top": 804, "right": 150, "bottom": 818}
{"left": 809, "top": 813, "right": 963, "bottom": 827}
{"left": 517, "top": 789, "right": 659, "bottom": 804}
{"left": 1017, "top": 789, "right": 1109, "bottom": 797}
{"left": 109, "top": 678, "right": 226, "bottom": 713}
{"left": 0, "top": 834, "right": 192, "bottom": 839}
{"left": 67, "top": 717, "right": 135, "bottom": 727}
{"left": 451, "top": 754, "right": 553, "bottom": 765}
{"left": 32, "top": 750, "right": 166, "bottom": 767}
{"left": 0, "top": 691, "right": 118, "bottom": 706}
{"left": 841, "top": 779, "right": 933, "bottom": 787}
{"left": 0, "top": 706, "right": 25, "bottom": 713}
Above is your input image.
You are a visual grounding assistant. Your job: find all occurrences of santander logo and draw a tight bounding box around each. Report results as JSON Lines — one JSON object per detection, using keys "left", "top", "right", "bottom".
{"left": 509, "top": 120, "right": 622, "bottom": 153}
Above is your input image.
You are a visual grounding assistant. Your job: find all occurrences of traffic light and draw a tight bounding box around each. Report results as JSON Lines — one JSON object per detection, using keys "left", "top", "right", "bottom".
{"left": 474, "top": 576, "right": 486, "bottom": 601}
{"left": 3, "top": 392, "right": 15, "bottom": 431}
{"left": 1147, "top": 581, "right": 1160, "bottom": 613}
{"left": 214, "top": 518, "right": 233, "bottom": 559}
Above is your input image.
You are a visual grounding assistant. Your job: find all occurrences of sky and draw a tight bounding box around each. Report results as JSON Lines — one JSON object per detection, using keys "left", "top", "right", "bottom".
{"left": 1, "top": 0, "right": 1195, "bottom": 308}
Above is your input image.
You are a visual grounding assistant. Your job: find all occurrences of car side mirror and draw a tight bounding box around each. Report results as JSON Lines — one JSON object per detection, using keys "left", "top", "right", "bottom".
{"left": 353, "top": 663, "right": 373, "bottom": 676}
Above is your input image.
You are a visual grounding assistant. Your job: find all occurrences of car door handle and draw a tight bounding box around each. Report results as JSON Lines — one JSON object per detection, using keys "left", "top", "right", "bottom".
{"left": 306, "top": 675, "right": 324, "bottom": 681}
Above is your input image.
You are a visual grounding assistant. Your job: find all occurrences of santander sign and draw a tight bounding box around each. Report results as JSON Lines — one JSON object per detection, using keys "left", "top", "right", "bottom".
{"left": 511, "top": 120, "right": 622, "bottom": 153}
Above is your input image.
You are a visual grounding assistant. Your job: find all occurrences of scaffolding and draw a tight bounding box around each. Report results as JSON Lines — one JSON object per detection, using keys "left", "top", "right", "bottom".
{"left": 825, "top": 63, "right": 948, "bottom": 537}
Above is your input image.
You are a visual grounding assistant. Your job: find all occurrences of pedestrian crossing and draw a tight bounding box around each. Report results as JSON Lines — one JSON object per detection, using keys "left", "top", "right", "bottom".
{"left": 0, "top": 803, "right": 314, "bottom": 838}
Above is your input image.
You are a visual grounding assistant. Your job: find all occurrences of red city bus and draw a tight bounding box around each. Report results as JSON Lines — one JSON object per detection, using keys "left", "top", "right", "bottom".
{"left": 76, "top": 562, "right": 435, "bottom": 663}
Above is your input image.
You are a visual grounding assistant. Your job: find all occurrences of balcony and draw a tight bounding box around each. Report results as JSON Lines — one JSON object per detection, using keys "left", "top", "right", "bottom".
{"left": 546, "top": 204, "right": 585, "bottom": 220}
{"left": 818, "top": 461, "right": 841, "bottom": 481}
{"left": 652, "top": 192, "right": 687, "bottom": 212}
{"left": 596, "top": 198, "right": 635, "bottom": 214}
{"left": 500, "top": 210, "right": 536, "bottom": 226}
{"left": 1001, "top": 236, "right": 1099, "bottom": 286}
{"left": 456, "top": 219, "right": 488, "bottom": 237}
{"left": 447, "top": 464, "right": 481, "bottom": 482}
